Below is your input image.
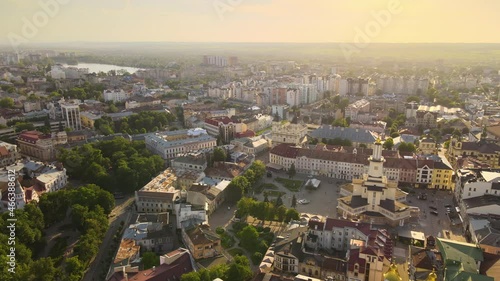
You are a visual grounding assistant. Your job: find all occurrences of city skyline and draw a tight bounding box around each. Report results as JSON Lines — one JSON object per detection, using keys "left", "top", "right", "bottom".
{"left": 1, "top": 0, "right": 500, "bottom": 45}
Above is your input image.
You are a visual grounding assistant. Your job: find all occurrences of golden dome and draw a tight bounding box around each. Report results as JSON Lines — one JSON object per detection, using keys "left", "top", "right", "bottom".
{"left": 426, "top": 269, "right": 437, "bottom": 281}
{"left": 383, "top": 263, "right": 402, "bottom": 281}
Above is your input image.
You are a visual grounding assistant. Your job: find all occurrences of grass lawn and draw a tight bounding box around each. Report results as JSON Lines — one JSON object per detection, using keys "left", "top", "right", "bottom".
{"left": 228, "top": 248, "right": 245, "bottom": 257}
{"left": 48, "top": 236, "right": 68, "bottom": 265}
{"left": 275, "top": 177, "right": 303, "bottom": 192}
{"left": 255, "top": 183, "right": 279, "bottom": 194}
{"left": 263, "top": 190, "right": 286, "bottom": 197}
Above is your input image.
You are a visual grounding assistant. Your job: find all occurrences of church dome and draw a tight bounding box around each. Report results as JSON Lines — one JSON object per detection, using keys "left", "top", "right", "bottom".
{"left": 383, "top": 263, "right": 402, "bottom": 281}
{"left": 426, "top": 269, "right": 437, "bottom": 281}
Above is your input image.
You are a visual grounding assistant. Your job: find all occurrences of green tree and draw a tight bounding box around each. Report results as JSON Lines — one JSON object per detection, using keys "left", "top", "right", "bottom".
{"left": 65, "top": 256, "right": 85, "bottom": 281}
{"left": 288, "top": 163, "right": 296, "bottom": 179}
{"left": 227, "top": 176, "right": 250, "bottom": 202}
{"left": 406, "top": 95, "right": 421, "bottom": 103}
{"left": 142, "top": 252, "right": 160, "bottom": 270}
{"left": 398, "top": 142, "right": 417, "bottom": 153}
{"left": 181, "top": 272, "right": 201, "bottom": 281}
{"left": 383, "top": 138, "right": 394, "bottom": 150}
{"left": 226, "top": 255, "right": 253, "bottom": 281}
{"left": 251, "top": 252, "right": 263, "bottom": 265}
{"left": 213, "top": 147, "right": 227, "bottom": 162}
{"left": 332, "top": 118, "right": 348, "bottom": 127}
{"left": 285, "top": 208, "right": 300, "bottom": 223}
{"left": 276, "top": 205, "right": 287, "bottom": 222}
{"left": 0, "top": 97, "right": 14, "bottom": 108}
{"left": 238, "top": 226, "right": 259, "bottom": 252}
{"left": 275, "top": 194, "right": 283, "bottom": 207}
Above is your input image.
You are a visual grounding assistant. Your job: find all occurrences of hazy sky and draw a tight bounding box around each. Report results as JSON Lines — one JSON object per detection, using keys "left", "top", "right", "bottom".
{"left": 1, "top": 0, "right": 499, "bottom": 44}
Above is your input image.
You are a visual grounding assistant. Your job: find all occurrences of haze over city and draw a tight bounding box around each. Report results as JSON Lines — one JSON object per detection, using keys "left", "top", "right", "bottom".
{"left": 1, "top": 1, "right": 500, "bottom": 281}
{"left": 1, "top": 0, "right": 500, "bottom": 44}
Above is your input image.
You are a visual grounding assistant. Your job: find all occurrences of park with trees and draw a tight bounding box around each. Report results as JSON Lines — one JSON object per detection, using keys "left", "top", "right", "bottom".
{"left": 94, "top": 111, "right": 176, "bottom": 135}
{"left": 0, "top": 184, "right": 114, "bottom": 281}
{"left": 58, "top": 137, "right": 165, "bottom": 193}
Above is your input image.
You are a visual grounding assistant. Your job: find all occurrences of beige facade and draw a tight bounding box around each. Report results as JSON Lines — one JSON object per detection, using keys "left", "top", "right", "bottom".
{"left": 271, "top": 120, "right": 307, "bottom": 146}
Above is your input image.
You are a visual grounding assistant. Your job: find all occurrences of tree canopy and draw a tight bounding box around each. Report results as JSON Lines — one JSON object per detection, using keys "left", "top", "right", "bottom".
{"left": 94, "top": 111, "right": 175, "bottom": 135}
{"left": 58, "top": 137, "right": 165, "bottom": 193}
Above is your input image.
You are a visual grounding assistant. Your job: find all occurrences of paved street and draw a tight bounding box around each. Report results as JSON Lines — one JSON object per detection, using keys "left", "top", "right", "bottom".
{"left": 399, "top": 189, "right": 465, "bottom": 241}
{"left": 82, "top": 196, "right": 135, "bottom": 281}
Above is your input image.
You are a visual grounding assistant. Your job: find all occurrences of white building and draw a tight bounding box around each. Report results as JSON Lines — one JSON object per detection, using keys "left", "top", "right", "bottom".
{"left": 49, "top": 65, "right": 66, "bottom": 79}
{"left": 337, "top": 140, "right": 411, "bottom": 226}
{"left": 103, "top": 89, "right": 131, "bottom": 103}
{"left": 145, "top": 128, "right": 217, "bottom": 163}
{"left": 60, "top": 103, "right": 82, "bottom": 131}
{"left": 0, "top": 141, "right": 20, "bottom": 167}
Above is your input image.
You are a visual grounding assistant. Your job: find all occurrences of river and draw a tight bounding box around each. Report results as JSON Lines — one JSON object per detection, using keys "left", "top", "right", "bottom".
{"left": 62, "top": 63, "right": 143, "bottom": 74}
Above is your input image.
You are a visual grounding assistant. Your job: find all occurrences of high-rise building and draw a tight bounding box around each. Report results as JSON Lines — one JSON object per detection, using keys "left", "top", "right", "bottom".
{"left": 60, "top": 103, "right": 82, "bottom": 131}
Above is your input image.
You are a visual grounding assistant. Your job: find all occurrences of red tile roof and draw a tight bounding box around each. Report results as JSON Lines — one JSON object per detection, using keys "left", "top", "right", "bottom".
{"left": 107, "top": 251, "right": 193, "bottom": 281}
{"left": 270, "top": 143, "right": 299, "bottom": 159}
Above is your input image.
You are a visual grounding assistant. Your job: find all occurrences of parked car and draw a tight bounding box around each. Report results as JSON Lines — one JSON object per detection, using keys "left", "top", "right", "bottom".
{"left": 430, "top": 211, "right": 439, "bottom": 216}
{"left": 267, "top": 171, "right": 272, "bottom": 178}
{"left": 429, "top": 206, "right": 437, "bottom": 210}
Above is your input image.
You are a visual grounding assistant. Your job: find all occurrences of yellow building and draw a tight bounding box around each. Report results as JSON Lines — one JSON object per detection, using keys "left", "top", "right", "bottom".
{"left": 430, "top": 161, "right": 454, "bottom": 190}
{"left": 447, "top": 137, "right": 500, "bottom": 168}
{"left": 419, "top": 136, "right": 436, "bottom": 155}
{"left": 80, "top": 112, "right": 101, "bottom": 129}
{"left": 181, "top": 224, "right": 221, "bottom": 260}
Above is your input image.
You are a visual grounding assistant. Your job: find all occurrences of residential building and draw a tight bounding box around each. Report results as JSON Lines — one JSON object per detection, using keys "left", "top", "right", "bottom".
{"left": 416, "top": 110, "right": 438, "bottom": 129}
{"left": 23, "top": 160, "right": 68, "bottom": 193}
{"left": 272, "top": 104, "right": 289, "bottom": 120}
{"left": 181, "top": 224, "right": 221, "bottom": 260}
{"left": 135, "top": 168, "right": 180, "bottom": 213}
{"left": 204, "top": 116, "right": 247, "bottom": 143}
{"left": 122, "top": 213, "right": 174, "bottom": 254}
{"left": 171, "top": 152, "right": 208, "bottom": 172}
{"left": 346, "top": 242, "right": 390, "bottom": 281}
{"left": 111, "top": 239, "right": 141, "bottom": 271}
{"left": 430, "top": 161, "right": 453, "bottom": 190}
{"left": 204, "top": 161, "right": 247, "bottom": 182}
{"left": 107, "top": 248, "right": 194, "bottom": 281}
{"left": 0, "top": 161, "right": 67, "bottom": 212}
{"left": 0, "top": 141, "right": 20, "bottom": 167}
{"left": 467, "top": 215, "right": 500, "bottom": 255}
{"left": 231, "top": 136, "right": 269, "bottom": 155}
{"left": 103, "top": 89, "right": 130, "bottom": 102}
{"left": 17, "top": 131, "right": 56, "bottom": 161}
{"left": 455, "top": 170, "right": 500, "bottom": 203}
{"left": 419, "top": 136, "right": 436, "bottom": 155}
{"left": 305, "top": 218, "right": 372, "bottom": 252}
{"left": 345, "top": 99, "right": 370, "bottom": 122}
{"left": 60, "top": 102, "right": 82, "bottom": 131}
{"left": 271, "top": 116, "right": 308, "bottom": 147}
{"left": 447, "top": 137, "right": 500, "bottom": 169}
{"left": 186, "top": 183, "right": 225, "bottom": 216}
{"left": 175, "top": 203, "right": 207, "bottom": 229}
{"left": 273, "top": 226, "right": 308, "bottom": 274}
{"left": 337, "top": 139, "right": 411, "bottom": 226}
{"left": 408, "top": 246, "right": 443, "bottom": 281}
{"left": 145, "top": 128, "right": 217, "bottom": 163}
